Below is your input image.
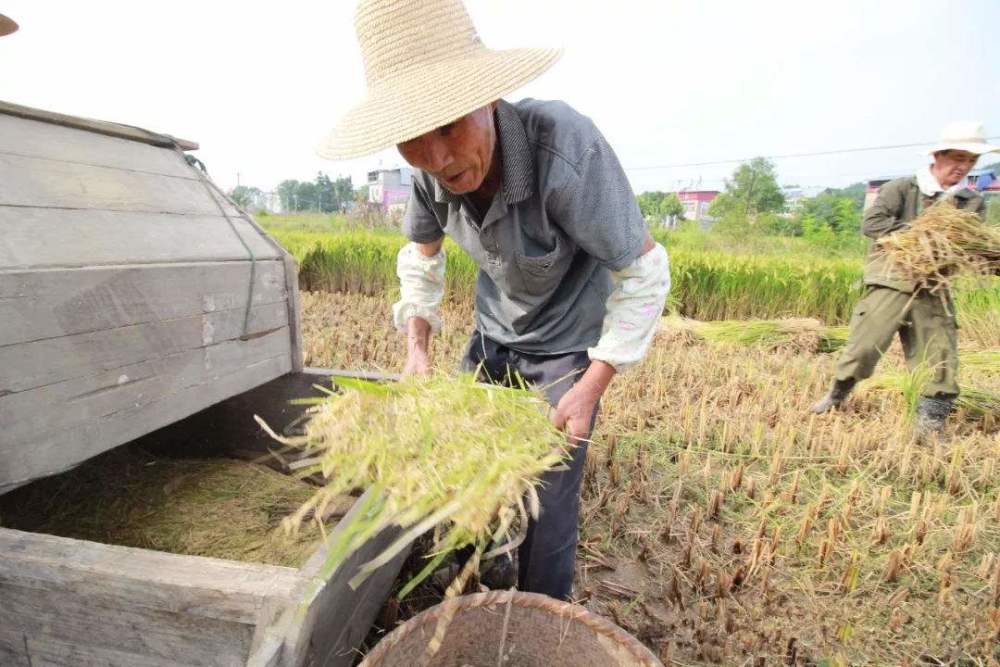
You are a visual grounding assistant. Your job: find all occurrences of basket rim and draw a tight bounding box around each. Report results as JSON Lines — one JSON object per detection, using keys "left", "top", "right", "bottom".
{"left": 361, "top": 589, "right": 663, "bottom": 666}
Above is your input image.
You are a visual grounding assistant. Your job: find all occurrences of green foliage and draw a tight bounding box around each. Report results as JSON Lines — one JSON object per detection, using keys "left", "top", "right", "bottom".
{"left": 708, "top": 157, "right": 786, "bottom": 219}
{"left": 637, "top": 191, "right": 684, "bottom": 225}
{"left": 230, "top": 185, "right": 262, "bottom": 210}
{"left": 822, "top": 182, "right": 867, "bottom": 209}
{"left": 261, "top": 215, "right": 999, "bottom": 326}
{"left": 278, "top": 172, "right": 354, "bottom": 213}
{"left": 798, "top": 193, "right": 861, "bottom": 235}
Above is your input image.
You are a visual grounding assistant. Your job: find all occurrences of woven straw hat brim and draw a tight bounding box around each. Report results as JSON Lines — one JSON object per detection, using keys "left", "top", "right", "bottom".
{"left": 0, "top": 14, "right": 18, "bottom": 37}
{"left": 317, "top": 46, "right": 561, "bottom": 160}
{"left": 926, "top": 141, "right": 999, "bottom": 156}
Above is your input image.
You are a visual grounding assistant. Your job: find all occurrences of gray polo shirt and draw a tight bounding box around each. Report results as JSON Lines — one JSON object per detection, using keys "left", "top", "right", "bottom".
{"left": 402, "top": 98, "right": 647, "bottom": 355}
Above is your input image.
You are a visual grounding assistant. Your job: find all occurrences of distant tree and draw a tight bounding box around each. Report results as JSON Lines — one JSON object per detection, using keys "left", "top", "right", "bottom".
{"left": 354, "top": 184, "right": 370, "bottom": 206}
{"left": 331, "top": 175, "right": 353, "bottom": 211}
{"left": 277, "top": 174, "right": 357, "bottom": 212}
{"left": 230, "top": 185, "right": 261, "bottom": 210}
{"left": 797, "top": 193, "right": 860, "bottom": 235}
{"left": 637, "top": 191, "right": 684, "bottom": 224}
{"left": 709, "top": 157, "right": 785, "bottom": 220}
{"left": 294, "top": 181, "right": 319, "bottom": 211}
{"left": 821, "top": 182, "right": 866, "bottom": 209}
{"left": 277, "top": 180, "right": 301, "bottom": 211}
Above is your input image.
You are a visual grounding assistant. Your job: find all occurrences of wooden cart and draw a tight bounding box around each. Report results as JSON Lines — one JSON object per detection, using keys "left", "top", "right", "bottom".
{"left": 0, "top": 102, "right": 403, "bottom": 666}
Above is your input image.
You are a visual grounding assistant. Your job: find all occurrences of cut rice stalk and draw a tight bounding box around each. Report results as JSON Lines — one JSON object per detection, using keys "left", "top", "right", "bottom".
{"left": 259, "top": 372, "right": 569, "bottom": 596}
{"left": 860, "top": 366, "right": 999, "bottom": 421}
{"left": 876, "top": 199, "right": 1000, "bottom": 291}
{"left": 660, "top": 316, "right": 849, "bottom": 353}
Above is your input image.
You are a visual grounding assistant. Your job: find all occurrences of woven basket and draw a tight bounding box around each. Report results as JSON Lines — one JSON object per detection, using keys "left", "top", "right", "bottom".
{"left": 362, "top": 590, "right": 663, "bottom": 667}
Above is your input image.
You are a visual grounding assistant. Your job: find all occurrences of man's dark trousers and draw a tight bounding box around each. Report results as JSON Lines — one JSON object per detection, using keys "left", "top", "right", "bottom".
{"left": 461, "top": 329, "right": 596, "bottom": 601}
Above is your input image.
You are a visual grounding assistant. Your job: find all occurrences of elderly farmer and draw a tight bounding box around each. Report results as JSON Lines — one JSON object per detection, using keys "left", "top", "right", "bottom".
{"left": 319, "top": 0, "right": 670, "bottom": 601}
{"left": 812, "top": 122, "right": 997, "bottom": 437}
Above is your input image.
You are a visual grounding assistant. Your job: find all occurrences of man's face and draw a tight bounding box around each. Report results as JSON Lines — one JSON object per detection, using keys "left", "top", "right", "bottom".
{"left": 397, "top": 103, "right": 497, "bottom": 195}
{"left": 932, "top": 150, "right": 978, "bottom": 187}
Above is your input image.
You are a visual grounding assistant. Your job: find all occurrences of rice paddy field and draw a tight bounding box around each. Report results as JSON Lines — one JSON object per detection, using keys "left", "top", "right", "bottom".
{"left": 267, "top": 214, "right": 1000, "bottom": 665}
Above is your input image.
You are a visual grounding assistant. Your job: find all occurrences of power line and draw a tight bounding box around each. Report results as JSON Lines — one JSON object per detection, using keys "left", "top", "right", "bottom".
{"left": 626, "top": 136, "right": 1000, "bottom": 172}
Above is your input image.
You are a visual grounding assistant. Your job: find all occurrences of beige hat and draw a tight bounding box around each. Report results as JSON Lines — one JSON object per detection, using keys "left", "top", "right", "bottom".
{"left": 317, "top": 0, "right": 561, "bottom": 160}
{"left": 927, "top": 121, "right": 998, "bottom": 156}
{"left": 0, "top": 14, "right": 18, "bottom": 37}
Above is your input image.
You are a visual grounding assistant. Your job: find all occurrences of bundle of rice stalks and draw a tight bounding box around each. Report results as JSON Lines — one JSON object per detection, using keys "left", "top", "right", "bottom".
{"left": 876, "top": 199, "right": 1000, "bottom": 290}
{"left": 660, "top": 316, "right": 849, "bottom": 353}
{"left": 259, "top": 373, "right": 568, "bottom": 597}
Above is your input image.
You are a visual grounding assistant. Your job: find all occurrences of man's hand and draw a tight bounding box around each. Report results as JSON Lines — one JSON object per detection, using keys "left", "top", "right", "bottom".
{"left": 402, "top": 316, "right": 433, "bottom": 377}
{"left": 551, "top": 360, "right": 616, "bottom": 443}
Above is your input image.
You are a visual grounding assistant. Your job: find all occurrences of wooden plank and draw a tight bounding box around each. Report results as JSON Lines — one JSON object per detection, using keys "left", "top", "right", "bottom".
{"left": 281, "top": 247, "right": 305, "bottom": 372}
{"left": 0, "top": 207, "right": 280, "bottom": 270}
{"left": 0, "top": 300, "right": 289, "bottom": 394}
{"left": 0, "top": 113, "right": 197, "bottom": 178}
{"left": 0, "top": 628, "right": 191, "bottom": 667}
{"left": 0, "top": 260, "right": 289, "bottom": 347}
{"left": 0, "top": 583, "right": 253, "bottom": 666}
{"left": 0, "top": 331, "right": 292, "bottom": 492}
{"left": 0, "top": 528, "right": 300, "bottom": 624}
{"left": 0, "top": 303, "right": 290, "bottom": 441}
{"left": 0, "top": 153, "right": 240, "bottom": 215}
{"left": 248, "top": 495, "right": 408, "bottom": 667}
{"left": 0, "top": 99, "right": 198, "bottom": 150}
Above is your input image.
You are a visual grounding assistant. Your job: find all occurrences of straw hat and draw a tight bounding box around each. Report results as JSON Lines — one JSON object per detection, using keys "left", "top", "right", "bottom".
{"left": 926, "top": 121, "right": 999, "bottom": 156}
{"left": 0, "top": 14, "right": 18, "bottom": 37}
{"left": 317, "top": 0, "right": 561, "bottom": 160}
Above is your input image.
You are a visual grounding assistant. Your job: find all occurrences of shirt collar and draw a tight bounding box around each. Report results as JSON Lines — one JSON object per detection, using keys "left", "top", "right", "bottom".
{"left": 916, "top": 165, "right": 969, "bottom": 197}
{"left": 430, "top": 100, "right": 535, "bottom": 206}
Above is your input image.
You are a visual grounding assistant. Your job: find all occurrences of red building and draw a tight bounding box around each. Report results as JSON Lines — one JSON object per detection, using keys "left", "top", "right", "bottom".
{"left": 675, "top": 190, "right": 720, "bottom": 222}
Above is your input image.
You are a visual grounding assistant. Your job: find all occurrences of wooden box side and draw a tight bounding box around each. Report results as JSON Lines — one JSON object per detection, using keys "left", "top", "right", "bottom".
{"left": 0, "top": 528, "right": 301, "bottom": 667}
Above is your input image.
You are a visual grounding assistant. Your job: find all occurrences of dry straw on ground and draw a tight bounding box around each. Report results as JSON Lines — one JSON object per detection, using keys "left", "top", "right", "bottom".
{"left": 877, "top": 199, "right": 1000, "bottom": 291}
{"left": 260, "top": 372, "right": 569, "bottom": 598}
{"left": 300, "top": 291, "right": 1000, "bottom": 665}
{"left": 0, "top": 447, "right": 325, "bottom": 567}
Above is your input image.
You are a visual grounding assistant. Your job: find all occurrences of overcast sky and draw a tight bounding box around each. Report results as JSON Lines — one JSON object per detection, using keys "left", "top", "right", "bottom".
{"left": 3, "top": 0, "right": 998, "bottom": 194}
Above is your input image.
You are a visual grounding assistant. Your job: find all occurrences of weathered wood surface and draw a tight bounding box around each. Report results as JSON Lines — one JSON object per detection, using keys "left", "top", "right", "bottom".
{"left": 0, "top": 152, "right": 241, "bottom": 216}
{"left": 0, "top": 260, "right": 289, "bottom": 347}
{"left": 0, "top": 208, "right": 280, "bottom": 269}
{"left": 0, "top": 112, "right": 197, "bottom": 178}
{"left": 0, "top": 528, "right": 300, "bottom": 666}
{"left": 2, "top": 303, "right": 289, "bottom": 436}
{"left": 0, "top": 330, "right": 292, "bottom": 492}
{"left": 265, "top": 493, "right": 409, "bottom": 667}
{"left": 0, "top": 101, "right": 303, "bottom": 497}
{"left": 0, "top": 99, "right": 198, "bottom": 150}
{"left": 0, "top": 370, "right": 405, "bottom": 667}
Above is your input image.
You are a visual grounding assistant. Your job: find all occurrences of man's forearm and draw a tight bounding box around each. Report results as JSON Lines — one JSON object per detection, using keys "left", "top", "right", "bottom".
{"left": 577, "top": 360, "right": 616, "bottom": 398}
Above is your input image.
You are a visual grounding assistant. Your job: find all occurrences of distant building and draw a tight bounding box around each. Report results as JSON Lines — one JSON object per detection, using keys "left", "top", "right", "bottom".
{"left": 368, "top": 167, "right": 413, "bottom": 213}
{"left": 675, "top": 190, "right": 719, "bottom": 223}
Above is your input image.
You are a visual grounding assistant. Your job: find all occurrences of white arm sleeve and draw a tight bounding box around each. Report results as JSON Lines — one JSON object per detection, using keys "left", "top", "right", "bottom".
{"left": 588, "top": 242, "right": 671, "bottom": 371}
{"left": 392, "top": 242, "right": 446, "bottom": 332}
